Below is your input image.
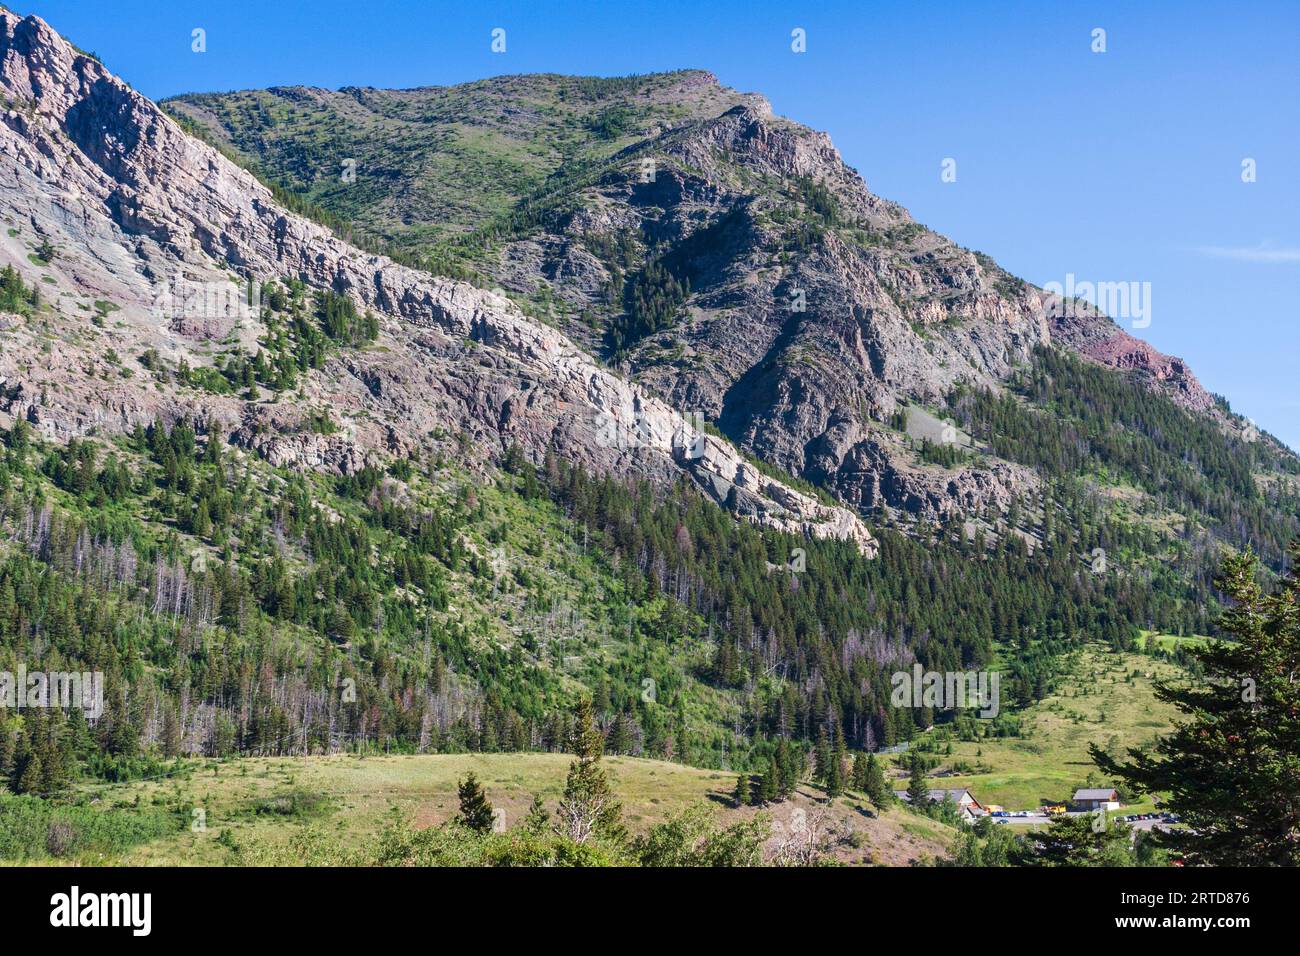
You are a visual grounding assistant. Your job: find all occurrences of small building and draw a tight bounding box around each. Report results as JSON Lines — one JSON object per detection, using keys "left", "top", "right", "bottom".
{"left": 894, "top": 788, "right": 984, "bottom": 821}
{"left": 1072, "top": 788, "right": 1120, "bottom": 812}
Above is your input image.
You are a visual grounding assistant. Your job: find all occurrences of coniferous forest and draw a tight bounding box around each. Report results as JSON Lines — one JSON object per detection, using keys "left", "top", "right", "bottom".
{"left": 0, "top": 394, "right": 1227, "bottom": 800}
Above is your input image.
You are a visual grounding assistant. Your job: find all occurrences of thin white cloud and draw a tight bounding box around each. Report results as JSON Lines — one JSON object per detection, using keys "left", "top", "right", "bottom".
{"left": 1194, "top": 243, "right": 1300, "bottom": 263}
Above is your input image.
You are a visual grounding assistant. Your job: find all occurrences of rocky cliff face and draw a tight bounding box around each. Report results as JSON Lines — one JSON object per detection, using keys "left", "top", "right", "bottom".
{"left": 169, "top": 66, "right": 1223, "bottom": 525}
{"left": 0, "top": 12, "right": 876, "bottom": 555}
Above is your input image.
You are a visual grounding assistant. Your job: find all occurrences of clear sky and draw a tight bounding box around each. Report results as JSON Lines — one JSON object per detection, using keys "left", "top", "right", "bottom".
{"left": 19, "top": 0, "right": 1300, "bottom": 449}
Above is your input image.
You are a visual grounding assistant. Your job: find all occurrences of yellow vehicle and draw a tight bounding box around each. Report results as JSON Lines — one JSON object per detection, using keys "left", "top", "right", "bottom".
{"left": 1045, "top": 805, "right": 1067, "bottom": 816}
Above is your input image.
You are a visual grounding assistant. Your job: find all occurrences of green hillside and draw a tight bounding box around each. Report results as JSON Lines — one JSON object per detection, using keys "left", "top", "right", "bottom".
{"left": 2, "top": 50, "right": 1292, "bottom": 871}
{"left": 894, "top": 644, "right": 1189, "bottom": 812}
{"left": 163, "top": 72, "right": 748, "bottom": 255}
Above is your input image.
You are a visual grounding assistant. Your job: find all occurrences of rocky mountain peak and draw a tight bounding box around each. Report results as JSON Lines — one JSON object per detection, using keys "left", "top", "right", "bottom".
{"left": 0, "top": 11, "right": 878, "bottom": 556}
{"left": 2, "top": 9, "right": 1270, "bottom": 565}
{"left": 166, "top": 43, "right": 1251, "bottom": 532}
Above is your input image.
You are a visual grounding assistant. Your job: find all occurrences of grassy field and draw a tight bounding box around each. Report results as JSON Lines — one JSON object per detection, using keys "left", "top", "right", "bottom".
{"left": 57, "top": 753, "right": 953, "bottom": 867}
{"left": 1139, "top": 631, "right": 1209, "bottom": 654}
{"left": 891, "top": 643, "right": 1189, "bottom": 813}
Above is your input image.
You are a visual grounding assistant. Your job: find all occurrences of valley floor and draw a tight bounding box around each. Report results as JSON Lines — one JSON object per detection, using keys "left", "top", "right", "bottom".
{"left": 56, "top": 753, "right": 953, "bottom": 867}
{"left": 6, "top": 643, "right": 1195, "bottom": 867}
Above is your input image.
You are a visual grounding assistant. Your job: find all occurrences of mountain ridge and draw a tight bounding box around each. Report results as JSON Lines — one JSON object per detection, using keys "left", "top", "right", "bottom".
{"left": 6, "top": 5, "right": 1293, "bottom": 567}
{"left": 0, "top": 11, "right": 877, "bottom": 555}
{"left": 166, "top": 62, "right": 1270, "bottom": 530}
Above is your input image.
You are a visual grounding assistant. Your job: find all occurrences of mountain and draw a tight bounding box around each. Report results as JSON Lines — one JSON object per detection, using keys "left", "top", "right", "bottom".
{"left": 0, "top": 14, "right": 872, "bottom": 554}
{"left": 166, "top": 72, "right": 1298, "bottom": 551}
{"left": 0, "top": 10, "right": 1296, "bottom": 823}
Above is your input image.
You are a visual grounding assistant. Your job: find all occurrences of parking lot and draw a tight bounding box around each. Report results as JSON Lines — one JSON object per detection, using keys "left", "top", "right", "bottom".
{"left": 989, "top": 810, "right": 1178, "bottom": 830}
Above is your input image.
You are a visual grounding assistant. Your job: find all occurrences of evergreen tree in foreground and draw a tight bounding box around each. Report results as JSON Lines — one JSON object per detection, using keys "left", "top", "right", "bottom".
{"left": 758, "top": 757, "right": 780, "bottom": 804}
{"left": 523, "top": 794, "right": 551, "bottom": 835}
{"left": 851, "top": 752, "right": 867, "bottom": 792}
{"left": 555, "top": 698, "right": 625, "bottom": 845}
{"left": 1091, "top": 545, "right": 1300, "bottom": 865}
{"left": 775, "top": 739, "right": 799, "bottom": 797}
{"left": 456, "top": 772, "right": 495, "bottom": 834}
{"left": 826, "top": 725, "right": 847, "bottom": 798}
{"left": 864, "top": 753, "right": 890, "bottom": 810}
{"left": 1018, "top": 812, "right": 1135, "bottom": 866}
{"left": 733, "top": 770, "right": 752, "bottom": 807}
{"left": 813, "top": 726, "right": 832, "bottom": 787}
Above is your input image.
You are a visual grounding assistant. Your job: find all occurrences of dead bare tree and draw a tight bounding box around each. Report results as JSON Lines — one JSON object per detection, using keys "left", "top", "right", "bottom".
{"left": 769, "top": 802, "right": 848, "bottom": 866}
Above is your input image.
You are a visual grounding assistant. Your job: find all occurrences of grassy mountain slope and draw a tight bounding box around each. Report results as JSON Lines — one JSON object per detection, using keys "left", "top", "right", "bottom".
{"left": 896, "top": 643, "right": 1190, "bottom": 811}
{"left": 165, "top": 72, "right": 753, "bottom": 254}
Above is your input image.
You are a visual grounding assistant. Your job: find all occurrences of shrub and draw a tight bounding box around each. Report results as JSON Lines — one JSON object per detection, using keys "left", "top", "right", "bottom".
{"left": 0, "top": 794, "right": 179, "bottom": 861}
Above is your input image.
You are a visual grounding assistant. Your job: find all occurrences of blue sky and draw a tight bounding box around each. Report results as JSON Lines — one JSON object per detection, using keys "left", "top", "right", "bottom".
{"left": 22, "top": 0, "right": 1300, "bottom": 449}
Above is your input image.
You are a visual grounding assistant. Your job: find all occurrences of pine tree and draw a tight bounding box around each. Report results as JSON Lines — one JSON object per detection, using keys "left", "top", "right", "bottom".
{"left": 0, "top": 724, "right": 12, "bottom": 782}
{"left": 827, "top": 725, "right": 847, "bottom": 798}
{"left": 776, "top": 739, "right": 798, "bottom": 797}
{"left": 759, "top": 756, "right": 780, "bottom": 804}
{"left": 864, "top": 753, "right": 890, "bottom": 809}
{"left": 523, "top": 794, "right": 550, "bottom": 835}
{"left": 851, "top": 752, "right": 867, "bottom": 792}
{"left": 608, "top": 710, "right": 632, "bottom": 755}
{"left": 7, "top": 730, "right": 28, "bottom": 794}
{"left": 813, "top": 726, "right": 832, "bottom": 787}
{"left": 456, "top": 772, "right": 495, "bottom": 834}
{"left": 733, "top": 770, "right": 752, "bottom": 807}
{"left": 161, "top": 705, "right": 182, "bottom": 759}
{"left": 1092, "top": 545, "right": 1300, "bottom": 865}
{"left": 192, "top": 499, "right": 211, "bottom": 538}
{"left": 906, "top": 754, "right": 929, "bottom": 808}
{"left": 672, "top": 697, "right": 690, "bottom": 765}
{"left": 1018, "top": 812, "right": 1135, "bottom": 866}
{"left": 16, "top": 751, "right": 41, "bottom": 795}
{"left": 36, "top": 711, "right": 68, "bottom": 797}
{"left": 555, "top": 698, "right": 625, "bottom": 845}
